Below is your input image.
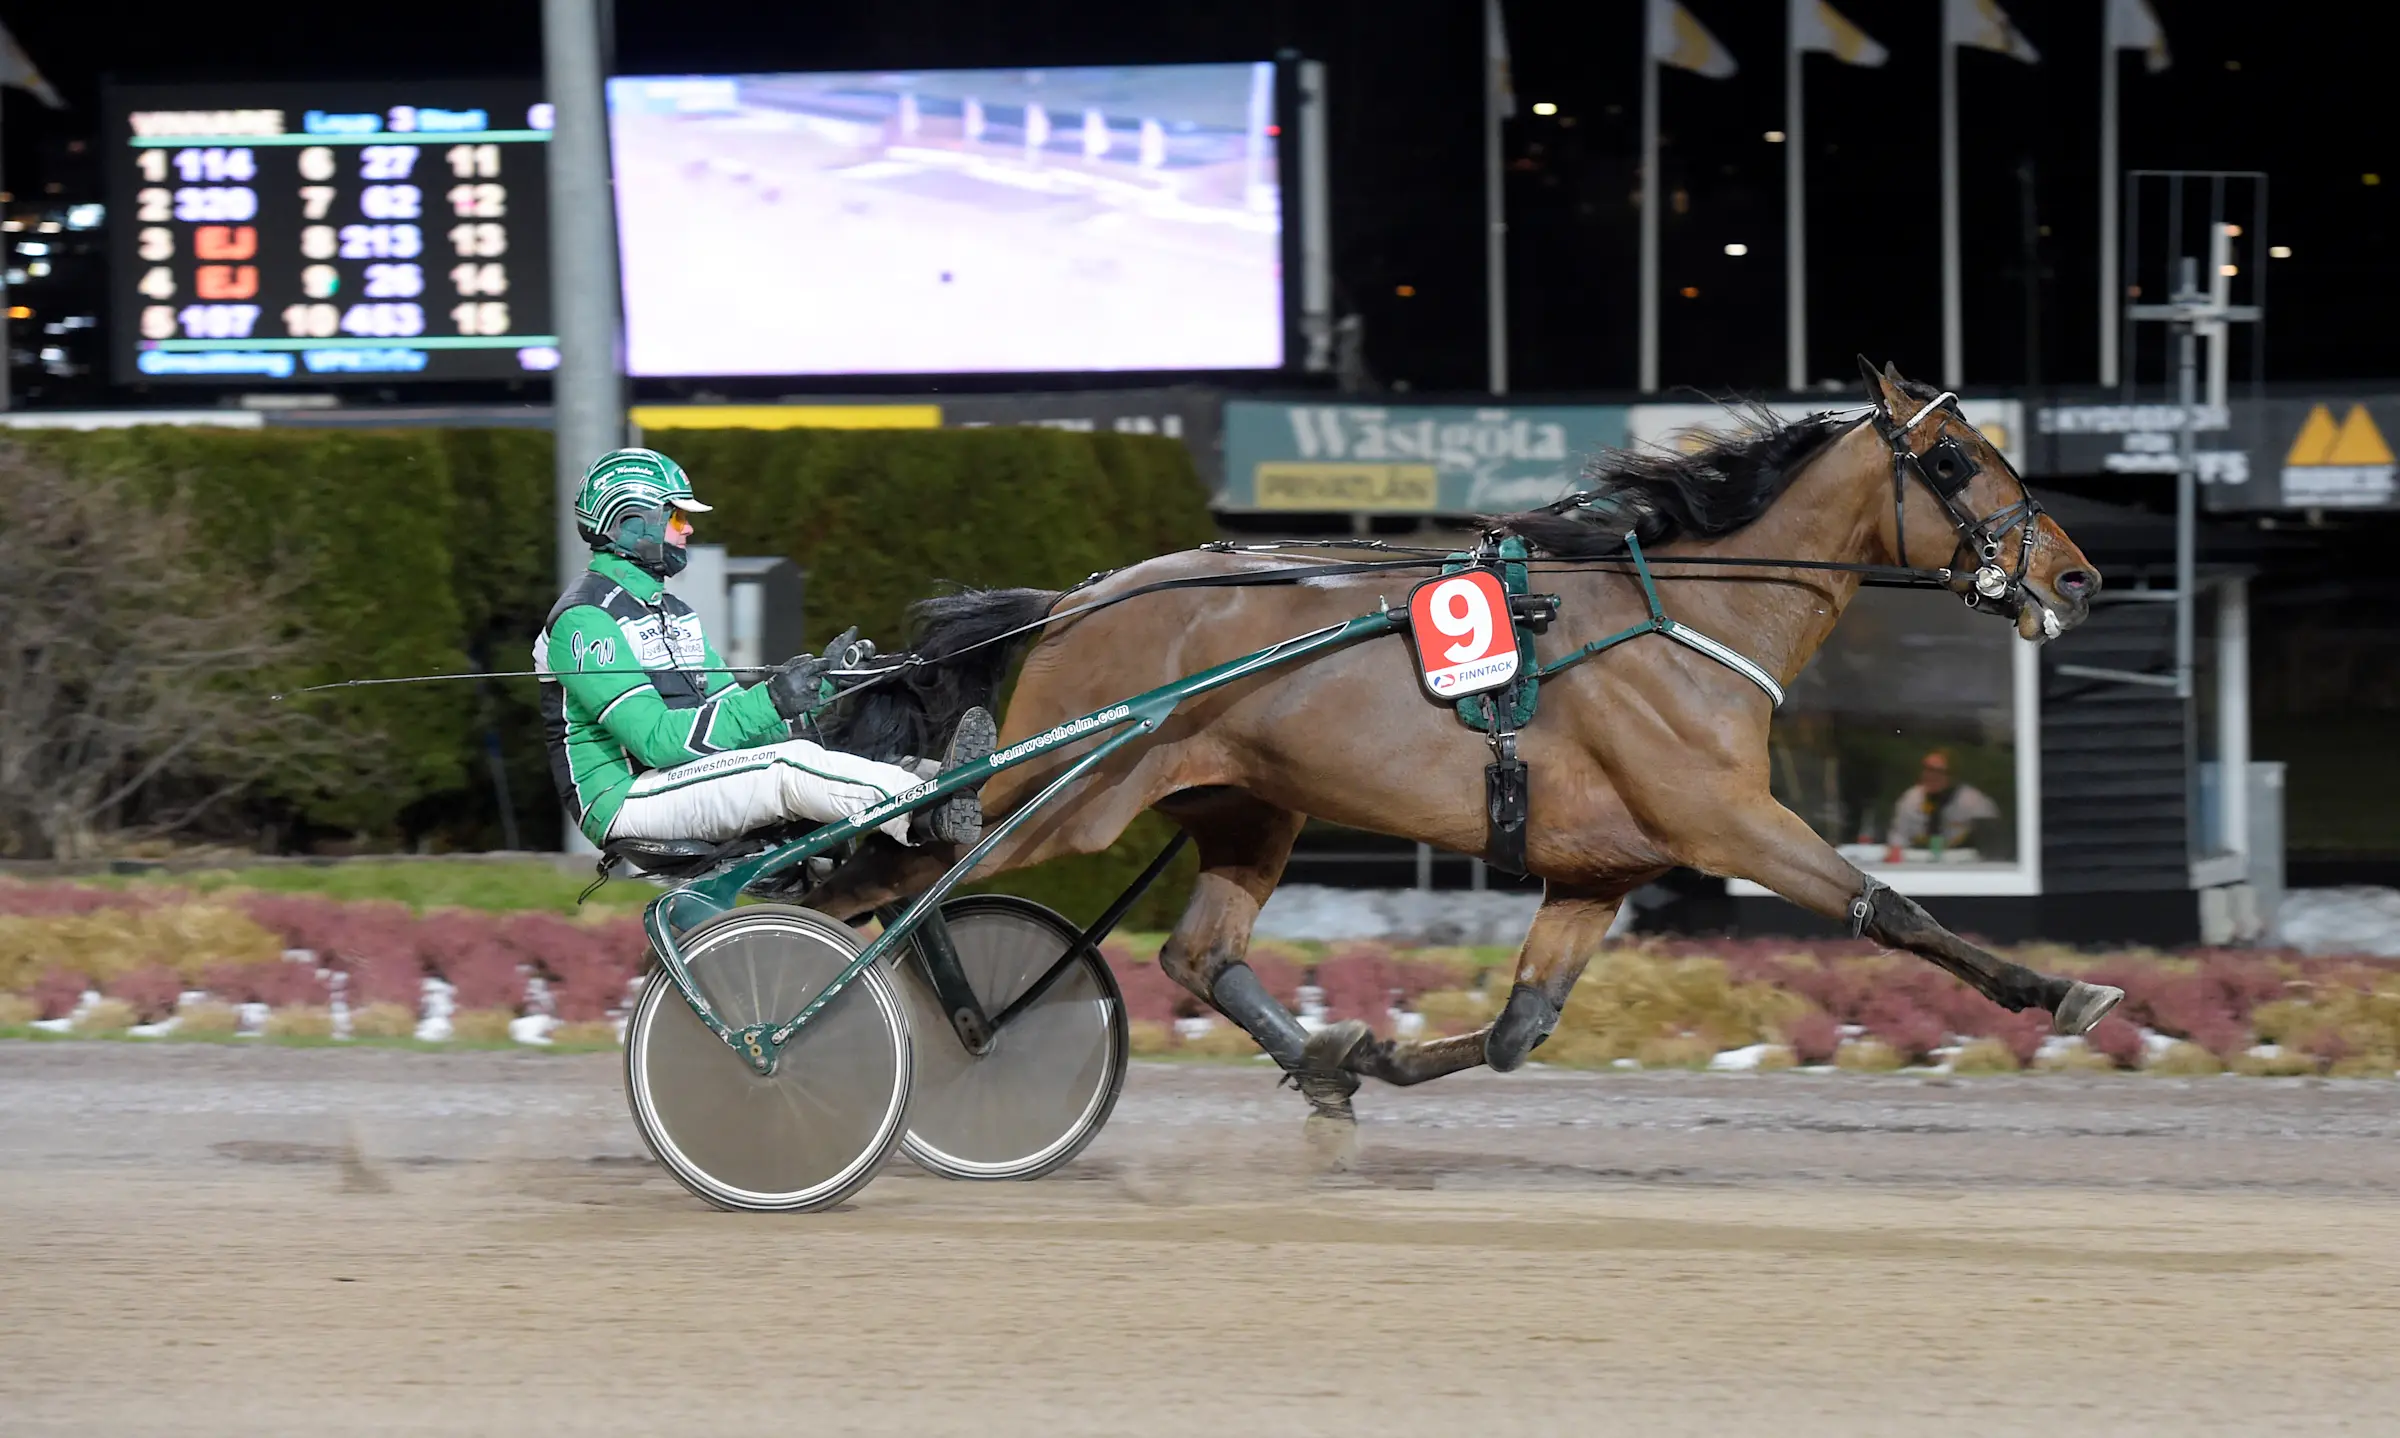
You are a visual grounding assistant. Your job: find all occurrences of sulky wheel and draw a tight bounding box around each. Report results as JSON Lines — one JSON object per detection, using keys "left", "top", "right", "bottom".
{"left": 624, "top": 904, "right": 912, "bottom": 1213}
{"left": 895, "top": 895, "right": 1129, "bottom": 1181}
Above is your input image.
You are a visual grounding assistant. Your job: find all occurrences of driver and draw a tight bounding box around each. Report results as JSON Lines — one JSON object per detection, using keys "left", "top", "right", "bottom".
{"left": 534, "top": 448, "right": 994, "bottom": 850}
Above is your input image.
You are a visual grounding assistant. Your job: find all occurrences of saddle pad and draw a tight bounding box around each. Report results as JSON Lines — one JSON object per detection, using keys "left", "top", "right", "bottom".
{"left": 1444, "top": 537, "right": 1540, "bottom": 733}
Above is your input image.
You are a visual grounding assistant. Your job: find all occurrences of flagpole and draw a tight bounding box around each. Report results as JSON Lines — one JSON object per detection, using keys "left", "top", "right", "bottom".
{"left": 1939, "top": 12, "right": 1963, "bottom": 388}
{"left": 0, "top": 96, "right": 11, "bottom": 413}
{"left": 2098, "top": 32, "right": 2121, "bottom": 389}
{"left": 1785, "top": 6, "right": 1805, "bottom": 391}
{"left": 1484, "top": 0, "right": 1509, "bottom": 396}
{"left": 1640, "top": 35, "right": 1660, "bottom": 392}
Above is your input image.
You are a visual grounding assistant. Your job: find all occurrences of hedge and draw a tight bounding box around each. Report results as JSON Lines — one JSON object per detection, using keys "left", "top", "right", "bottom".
{"left": 31, "top": 424, "right": 1215, "bottom": 927}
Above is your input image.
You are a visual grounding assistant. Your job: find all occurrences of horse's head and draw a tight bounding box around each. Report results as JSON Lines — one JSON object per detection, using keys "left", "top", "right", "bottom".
{"left": 1861, "top": 359, "right": 2099, "bottom": 641}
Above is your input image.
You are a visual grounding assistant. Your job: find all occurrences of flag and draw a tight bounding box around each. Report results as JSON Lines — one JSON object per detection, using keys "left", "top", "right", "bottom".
{"left": 1651, "top": 0, "right": 1739, "bottom": 78}
{"left": 1487, "top": 0, "right": 1517, "bottom": 119}
{"left": 1945, "top": 0, "right": 2040, "bottom": 64}
{"left": 1793, "top": 0, "right": 1888, "bottom": 66}
{"left": 0, "top": 20, "right": 65, "bottom": 109}
{"left": 2107, "top": 0, "right": 2171, "bottom": 73}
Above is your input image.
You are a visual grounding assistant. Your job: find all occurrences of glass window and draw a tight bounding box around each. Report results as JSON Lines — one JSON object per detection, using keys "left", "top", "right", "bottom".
{"left": 1768, "top": 589, "right": 2022, "bottom": 871}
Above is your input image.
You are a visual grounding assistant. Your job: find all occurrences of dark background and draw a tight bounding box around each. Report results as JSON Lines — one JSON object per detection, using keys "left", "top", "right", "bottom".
{"left": 4, "top": 0, "right": 2392, "bottom": 399}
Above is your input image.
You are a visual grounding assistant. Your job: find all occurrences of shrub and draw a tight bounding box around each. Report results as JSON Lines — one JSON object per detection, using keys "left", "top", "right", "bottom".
{"left": 1834, "top": 1039, "right": 1904, "bottom": 1072}
{"left": 2232, "top": 1047, "right": 2319, "bottom": 1077}
{"left": 2085, "top": 1016, "right": 2146, "bottom": 1069}
{"left": 72, "top": 998, "right": 138, "bottom": 1035}
{"left": 2145, "top": 1041, "right": 2223, "bottom": 1076}
{"left": 1750, "top": 1044, "right": 1798, "bottom": 1071}
{"left": 105, "top": 964, "right": 185, "bottom": 1024}
{"left": 548, "top": 1020, "right": 620, "bottom": 1048}
{"left": 1778, "top": 1008, "right": 1843, "bottom": 1066}
{"left": 1125, "top": 1020, "right": 1176, "bottom": 1057}
{"left": 1864, "top": 998, "right": 1945, "bottom": 1065}
{"left": 447, "top": 1008, "right": 516, "bottom": 1044}
{"left": 1949, "top": 1037, "right": 2022, "bottom": 1074}
{"left": 173, "top": 999, "right": 242, "bottom": 1037}
{"left": 201, "top": 959, "right": 330, "bottom": 1009}
{"left": 1546, "top": 949, "right": 1809, "bottom": 1067}
{"left": 1414, "top": 988, "right": 1494, "bottom": 1037}
{"left": 0, "top": 992, "right": 40, "bottom": 1028}
{"left": 418, "top": 911, "right": 524, "bottom": 1013}
{"left": 2036, "top": 1043, "right": 2117, "bottom": 1074}
{"left": 1633, "top": 1033, "right": 1718, "bottom": 1069}
{"left": 347, "top": 1002, "right": 420, "bottom": 1039}
{"left": 263, "top": 1005, "right": 334, "bottom": 1039}
{"left": 506, "top": 912, "right": 643, "bottom": 1022}
{"left": 1105, "top": 952, "right": 1190, "bottom": 1025}
{"left": 31, "top": 967, "right": 89, "bottom": 1021}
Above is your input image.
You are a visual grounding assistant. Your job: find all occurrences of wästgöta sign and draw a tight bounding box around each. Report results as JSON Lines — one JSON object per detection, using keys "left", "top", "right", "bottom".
{"left": 1219, "top": 401, "right": 1630, "bottom": 514}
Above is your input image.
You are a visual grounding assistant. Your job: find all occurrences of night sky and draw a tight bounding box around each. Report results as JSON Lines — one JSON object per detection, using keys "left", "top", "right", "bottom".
{"left": 3, "top": 0, "right": 2391, "bottom": 396}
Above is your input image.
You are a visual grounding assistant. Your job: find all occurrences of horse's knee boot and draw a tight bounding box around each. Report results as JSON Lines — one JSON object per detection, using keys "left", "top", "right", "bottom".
{"left": 1485, "top": 983, "right": 1560, "bottom": 1073}
{"left": 1209, "top": 962, "right": 1307, "bottom": 1070}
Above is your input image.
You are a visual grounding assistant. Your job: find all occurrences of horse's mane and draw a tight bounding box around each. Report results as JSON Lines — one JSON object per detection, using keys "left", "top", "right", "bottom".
{"left": 1490, "top": 406, "right": 1855, "bottom": 558}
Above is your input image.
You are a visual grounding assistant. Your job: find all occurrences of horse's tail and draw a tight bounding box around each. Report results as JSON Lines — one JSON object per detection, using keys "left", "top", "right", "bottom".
{"left": 817, "top": 586, "right": 1061, "bottom": 763}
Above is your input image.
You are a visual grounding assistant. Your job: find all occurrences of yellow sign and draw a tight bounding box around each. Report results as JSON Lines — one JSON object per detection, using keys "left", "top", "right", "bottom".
{"left": 2281, "top": 403, "right": 2397, "bottom": 507}
{"left": 1253, "top": 461, "right": 1439, "bottom": 512}
{"left": 629, "top": 404, "right": 943, "bottom": 432}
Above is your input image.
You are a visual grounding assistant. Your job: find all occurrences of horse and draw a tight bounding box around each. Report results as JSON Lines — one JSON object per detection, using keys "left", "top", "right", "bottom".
{"left": 810, "top": 361, "right": 2122, "bottom": 1128}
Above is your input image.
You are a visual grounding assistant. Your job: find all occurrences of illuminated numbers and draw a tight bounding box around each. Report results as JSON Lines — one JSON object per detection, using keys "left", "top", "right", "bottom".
{"left": 363, "top": 263, "right": 425, "bottom": 299}
{"left": 300, "top": 186, "right": 337, "bottom": 220}
{"left": 449, "top": 262, "right": 508, "bottom": 296}
{"left": 338, "top": 224, "right": 423, "bottom": 260}
{"left": 138, "top": 188, "right": 172, "bottom": 223}
{"left": 138, "top": 267, "right": 177, "bottom": 299}
{"left": 360, "top": 185, "right": 423, "bottom": 221}
{"left": 172, "top": 148, "right": 257, "bottom": 183}
{"left": 137, "top": 150, "right": 169, "bottom": 183}
{"left": 446, "top": 144, "right": 501, "bottom": 178}
{"left": 446, "top": 183, "right": 506, "bottom": 218}
{"left": 177, "top": 304, "right": 261, "bottom": 339}
{"left": 194, "top": 266, "right": 260, "bottom": 300}
{"left": 450, "top": 301, "right": 511, "bottom": 336}
{"left": 359, "top": 146, "right": 421, "bottom": 180}
{"left": 173, "top": 187, "right": 259, "bottom": 222}
{"left": 298, "top": 147, "right": 337, "bottom": 183}
{"left": 301, "top": 265, "right": 341, "bottom": 299}
{"left": 300, "top": 226, "right": 337, "bottom": 260}
{"left": 193, "top": 226, "right": 256, "bottom": 260}
{"left": 281, "top": 303, "right": 340, "bottom": 338}
{"left": 137, "top": 227, "right": 175, "bottom": 261}
{"left": 340, "top": 302, "right": 425, "bottom": 337}
{"left": 386, "top": 106, "right": 418, "bottom": 134}
{"left": 141, "top": 305, "right": 179, "bottom": 340}
{"left": 448, "top": 222, "right": 506, "bottom": 258}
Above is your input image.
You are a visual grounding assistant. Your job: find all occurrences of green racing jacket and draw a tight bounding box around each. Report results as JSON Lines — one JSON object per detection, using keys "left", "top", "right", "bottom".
{"left": 535, "top": 551, "right": 790, "bottom": 843}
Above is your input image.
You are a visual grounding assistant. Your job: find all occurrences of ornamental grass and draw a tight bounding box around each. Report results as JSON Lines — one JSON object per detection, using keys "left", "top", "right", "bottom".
{"left": 172, "top": 999, "right": 242, "bottom": 1038}
{"left": 346, "top": 1002, "right": 420, "bottom": 1040}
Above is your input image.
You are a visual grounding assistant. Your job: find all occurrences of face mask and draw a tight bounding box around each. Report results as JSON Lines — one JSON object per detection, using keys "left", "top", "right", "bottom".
{"left": 608, "top": 509, "right": 688, "bottom": 579}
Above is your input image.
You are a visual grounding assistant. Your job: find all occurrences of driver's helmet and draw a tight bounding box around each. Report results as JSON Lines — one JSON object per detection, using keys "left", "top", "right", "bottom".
{"left": 573, "top": 448, "right": 710, "bottom": 577}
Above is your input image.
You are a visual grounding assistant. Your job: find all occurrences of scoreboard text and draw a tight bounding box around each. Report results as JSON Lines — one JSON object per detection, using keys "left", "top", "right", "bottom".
{"left": 106, "top": 83, "right": 555, "bottom": 384}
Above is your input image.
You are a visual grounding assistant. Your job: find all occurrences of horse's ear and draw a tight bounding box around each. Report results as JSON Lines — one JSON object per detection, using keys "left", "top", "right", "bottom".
{"left": 1861, "top": 359, "right": 1915, "bottom": 420}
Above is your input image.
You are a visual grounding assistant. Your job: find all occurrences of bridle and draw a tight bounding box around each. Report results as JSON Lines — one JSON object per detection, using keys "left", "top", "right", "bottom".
{"left": 1867, "top": 390, "right": 2050, "bottom": 627}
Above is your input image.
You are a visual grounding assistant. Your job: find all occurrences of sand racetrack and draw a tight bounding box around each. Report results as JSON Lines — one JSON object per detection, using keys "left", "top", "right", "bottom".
{"left": 4, "top": 1042, "right": 2398, "bottom": 1436}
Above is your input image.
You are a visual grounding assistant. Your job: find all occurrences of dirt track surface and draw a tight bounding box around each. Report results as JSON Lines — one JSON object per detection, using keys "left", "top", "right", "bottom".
{"left": 4, "top": 1043, "right": 2397, "bottom": 1437}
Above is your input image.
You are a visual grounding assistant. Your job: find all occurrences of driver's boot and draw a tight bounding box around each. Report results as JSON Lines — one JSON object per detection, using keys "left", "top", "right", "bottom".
{"left": 905, "top": 706, "right": 997, "bottom": 847}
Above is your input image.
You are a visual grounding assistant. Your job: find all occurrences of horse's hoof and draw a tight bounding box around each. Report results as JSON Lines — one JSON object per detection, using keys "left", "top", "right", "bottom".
{"left": 1289, "top": 1020, "right": 1369, "bottom": 1124}
{"left": 2052, "top": 981, "right": 2125, "bottom": 1036}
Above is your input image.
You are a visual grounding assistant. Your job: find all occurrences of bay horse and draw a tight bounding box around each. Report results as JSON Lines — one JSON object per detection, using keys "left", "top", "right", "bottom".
{"left": 812, "top": 362, "right": 2122, "bottom": 1127}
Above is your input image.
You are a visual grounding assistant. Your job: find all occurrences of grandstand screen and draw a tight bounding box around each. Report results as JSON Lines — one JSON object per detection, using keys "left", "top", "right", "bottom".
{"left": 608, "top": 64, "right": 1285, "bottom": 377}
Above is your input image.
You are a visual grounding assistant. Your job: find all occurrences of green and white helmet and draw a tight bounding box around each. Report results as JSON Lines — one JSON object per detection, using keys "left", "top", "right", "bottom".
{"left": 573, "top": 448, "right": 710, "bottom": 576}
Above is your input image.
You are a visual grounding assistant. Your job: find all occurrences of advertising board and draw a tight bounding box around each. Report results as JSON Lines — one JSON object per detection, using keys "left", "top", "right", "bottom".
{"left": 1219, "top": 400, "right": 1628, "bottom": 513}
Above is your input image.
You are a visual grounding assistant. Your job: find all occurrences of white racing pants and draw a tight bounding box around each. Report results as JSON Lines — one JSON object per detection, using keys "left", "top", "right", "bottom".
{"left": 607, "top": 739, "right": 926, "bottom": 846}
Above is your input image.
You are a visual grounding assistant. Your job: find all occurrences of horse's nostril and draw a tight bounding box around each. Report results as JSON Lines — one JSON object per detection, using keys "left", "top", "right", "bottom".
{"left": 2057, "top": 568, "right": 2096, "bottom": 596}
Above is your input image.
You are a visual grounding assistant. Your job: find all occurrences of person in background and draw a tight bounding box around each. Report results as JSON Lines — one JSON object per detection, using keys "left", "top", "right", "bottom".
{"left": 1886, "top": 750, "right": 2000, "bottom": 852}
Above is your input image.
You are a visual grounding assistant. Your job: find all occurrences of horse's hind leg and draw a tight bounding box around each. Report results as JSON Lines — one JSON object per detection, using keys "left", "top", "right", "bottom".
{"left": 1329, "top": 884, "right": 1626, "bottom": 1086}
{"left": 1148, "top": 789, "right": 1337, "bottom": 1097}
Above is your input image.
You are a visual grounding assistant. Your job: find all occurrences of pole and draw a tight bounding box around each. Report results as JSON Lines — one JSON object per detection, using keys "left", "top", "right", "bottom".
{"left": 1, "top": 98, "right": 11, "bottom": 414}
{"left": 2097, "top": 41, "right": 2120, "bottom": 387}
{"left": 2173, "top": 257, "right": 2197, "bottom": 705}
{"left": 1785, "top": 19, "right": 1805, "bottom": 390}
{"left": 1639, "top": 48, "right": 1660, "bottom": 392}
{"left": 543, "top": 0, "right": 625, "bottom": 590}
{"left": 1484, "top": 0, "right": 1509, "bottom": 395}
{"left": 1939, "top": 21, "right": 1962, "bottom": 388}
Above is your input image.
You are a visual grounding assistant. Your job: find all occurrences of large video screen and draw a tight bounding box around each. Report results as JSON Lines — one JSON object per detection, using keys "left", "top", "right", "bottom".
{"left": 608, "top": 64, "right": 1284, "bottom": 377}
{"left": 104, "top": 82, "right": 554, "bottom": 384}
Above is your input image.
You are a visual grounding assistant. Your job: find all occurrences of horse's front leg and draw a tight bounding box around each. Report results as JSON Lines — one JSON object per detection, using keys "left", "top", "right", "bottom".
{"left": 1668, "top": 787, "right": 2121, "bottom": 1035}
{"left": 1314, "top": 883, "right": 1626, "bottom": 1086}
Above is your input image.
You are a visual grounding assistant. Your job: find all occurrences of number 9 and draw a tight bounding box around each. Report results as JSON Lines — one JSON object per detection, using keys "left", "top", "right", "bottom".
{"left": 1427, "top": 578, "right": 1494, "bottom": 663}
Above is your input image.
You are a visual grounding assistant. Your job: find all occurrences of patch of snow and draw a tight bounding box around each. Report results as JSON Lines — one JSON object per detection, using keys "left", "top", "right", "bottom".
{"left": 2274, "top": 886, "right": 2400, "bottom": 957}
{"left": 128, "top": 1017, "right": 179, "bottom": 1038}
{"left": 1611, "top": 1057, "right": 1640, "bottom": 1070}
{"left": 2033, "top": 1034, "right": 2086, "bottom": 1065}
{"left": 237, "top": 1001, "right": 271, "bottom": 1035}
{"left": 1254, "top": 885, "right": 1541, "bottom": 945}
{"left": 2141, "top": 1028, "right": 2177, "bottom": 1059}
{"left": 1172, "top": 1016, "right": 1216, "bottom": 1041}
{"left": 1391, "top": 1009, "right": 1425, "bottom": 1039}
{"left": 509, "top": 1014, "right": 556, "bottom": 1046}
{"left": 30, "top": 1018, "right": 71, "bottom": 1033}
{"left": 2247, "top": 1042, "right": 2283, "bottom": 1059}
{"left": 416, "top": 977, "right": 456, "bottom": 1042}
{"left": 1708, "top": 1042, "right": 1780, "bottom": 1072}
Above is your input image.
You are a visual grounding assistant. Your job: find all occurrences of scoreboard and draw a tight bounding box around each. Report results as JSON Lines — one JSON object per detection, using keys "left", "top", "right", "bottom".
{"left": 105, "top": 83, "right": 555, "bottom": 384}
